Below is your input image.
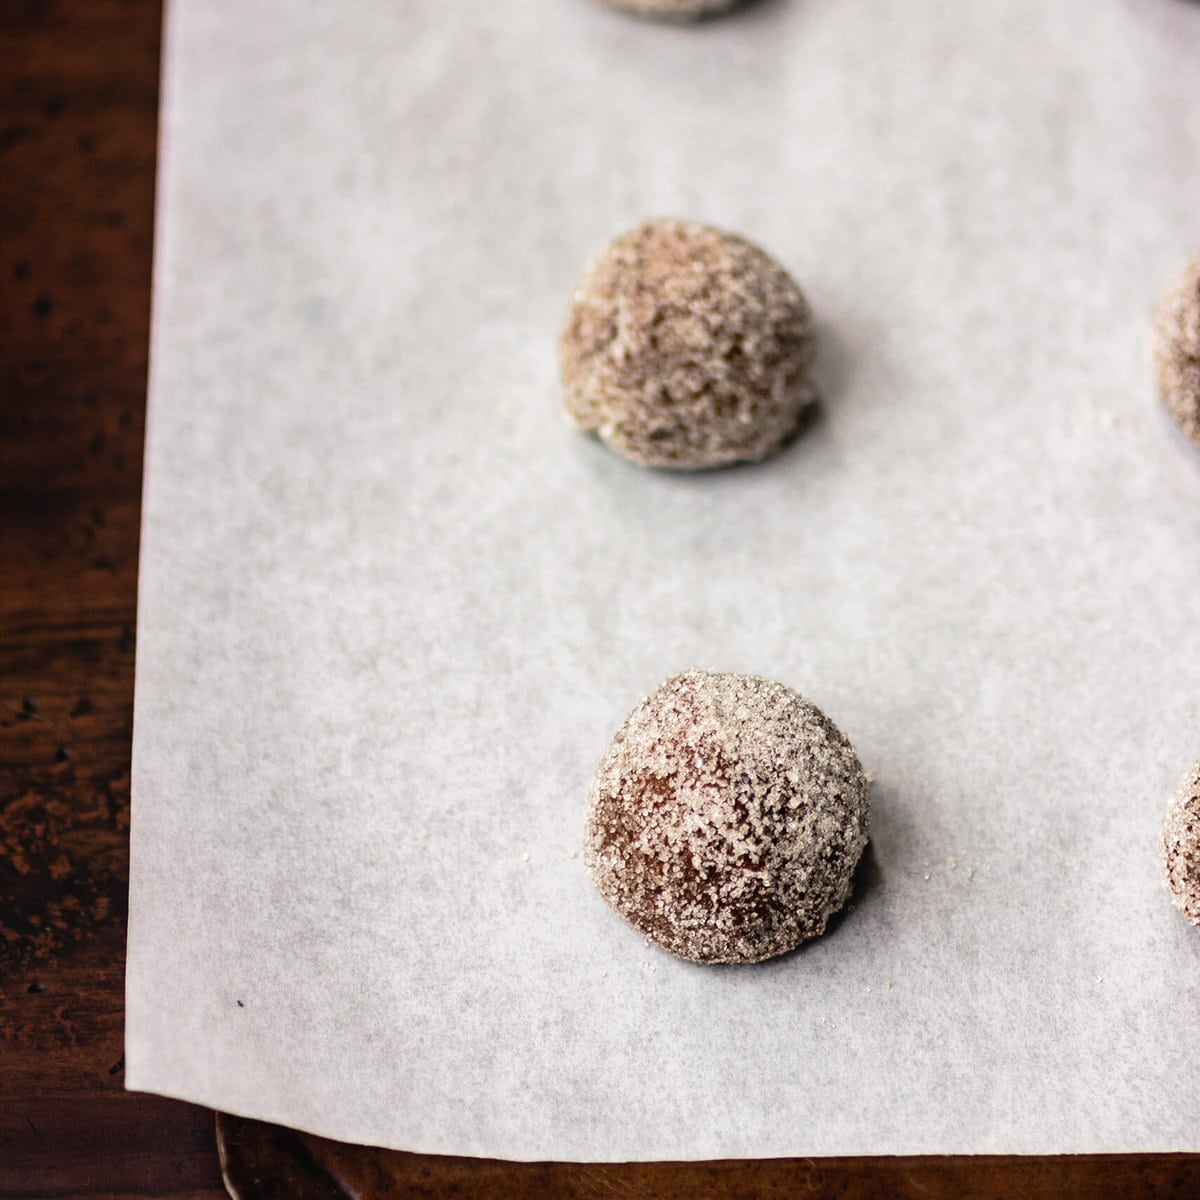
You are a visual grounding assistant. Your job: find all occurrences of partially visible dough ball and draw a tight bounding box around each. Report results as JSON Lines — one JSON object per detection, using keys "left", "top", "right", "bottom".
{"left": 1153, "top": 254, "right": 1200, "bottom": 445}
{"left": 600, "top": 0, "right": 745, "bottom": 19}
{"left": 583, "top": 670, "right": 869, "bottom": 964}
{"left": 1164, "top": 759, "right": 1200, "bottom": 929}
{"left": 560, "top": 219, "right": 816, "bottom": 469}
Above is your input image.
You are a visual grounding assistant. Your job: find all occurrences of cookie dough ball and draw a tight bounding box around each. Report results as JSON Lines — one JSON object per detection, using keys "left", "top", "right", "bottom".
{"left": 1153, "top": 253, "right": 1200, "bottom": 444}
{"left": 560, "top": 219, "right": 816, "bottom": 469}
{"left": 584, "top": 670, "right": 869, "bottom": 964}
{"left": 600, "top": 0, "right": 745, "bottom": 19}
{"left": 1164, "top": 759, "right": 1200, "bottom": 929}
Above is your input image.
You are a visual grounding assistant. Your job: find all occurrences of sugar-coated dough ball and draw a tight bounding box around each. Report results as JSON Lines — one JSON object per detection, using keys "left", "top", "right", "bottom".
{"left": 1153, "top": 254, "right": 1200, "bottom": 445}
{"left": 584, "top": 670, "right": 869, "bottom": 964}
{"left": 1164, "top": 759, "right": 1200, "bottom": 929}
{"left": 600, "top": 0, "right": 745, "bottom": 19}
{"left": 560, "top": 219, "right": 816, "bottom": 469}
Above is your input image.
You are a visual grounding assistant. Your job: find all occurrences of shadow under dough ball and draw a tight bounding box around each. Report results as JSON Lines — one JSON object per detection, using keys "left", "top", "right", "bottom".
{"left": 1164, "top": 760, "right": 1200, "bottom": 929}
{"left": 600, "top": 0, "right": 747, "bottom": 19}
{"left": 1153, "top": 253, "right": 1200, "bottom": 444}
{"left": 560, "top": 219, "right": 816, "bottom": 469}
{"left": 584, "top": 670, "right": 869, "bottom": 964}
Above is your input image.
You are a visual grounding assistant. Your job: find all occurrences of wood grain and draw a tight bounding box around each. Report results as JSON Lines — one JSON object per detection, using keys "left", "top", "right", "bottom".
{"left": 217, "top": 1114, "right": 1200, "bottom": 1200}
{"left": 3, "top": 2, "right": 1199, "bottom": 1197}
{"left": 0, "top": 0, "right": 223, "bottom": 1194}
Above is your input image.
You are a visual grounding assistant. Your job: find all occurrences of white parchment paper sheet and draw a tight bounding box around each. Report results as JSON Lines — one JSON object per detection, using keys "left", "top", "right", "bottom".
{"left": 128, "top": 0, "right": 1200, "bottom": 1159}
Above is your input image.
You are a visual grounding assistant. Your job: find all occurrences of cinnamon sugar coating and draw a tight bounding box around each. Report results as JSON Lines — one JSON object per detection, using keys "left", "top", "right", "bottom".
{"left": 1153, "top": 254, "right": 1200, "bottom": 445}
{"left": 600, "top": 0, "right": 745, "bottom": 19}
{"left": 1164, "top": 759, "right": 1200, "bottom": 929}
{"left": 584, "top": 670, "right": 869, "bottom": 964}
{"left": 560, "top": 220, "right": 816, "bottom": 469}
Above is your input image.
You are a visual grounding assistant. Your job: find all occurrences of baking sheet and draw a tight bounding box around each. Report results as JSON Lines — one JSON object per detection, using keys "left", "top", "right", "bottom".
{"left": 127, "top": 0, "right": 1200, "bottom": 1159}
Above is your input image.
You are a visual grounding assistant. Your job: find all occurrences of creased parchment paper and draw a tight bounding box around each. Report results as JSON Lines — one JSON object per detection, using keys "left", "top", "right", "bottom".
{"left": 128, "top": 0, "right": 1200, "bottom": 1160}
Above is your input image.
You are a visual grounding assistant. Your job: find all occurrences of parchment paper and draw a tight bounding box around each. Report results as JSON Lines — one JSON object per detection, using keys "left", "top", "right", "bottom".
{"left": 127, "top": 0, "right": 1200, "bottom": 1159}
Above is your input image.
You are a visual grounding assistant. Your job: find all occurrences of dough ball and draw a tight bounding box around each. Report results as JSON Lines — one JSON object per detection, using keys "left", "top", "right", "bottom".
{"left": 584, "top": 670, "right": 869, "bottom": 964}
{"left": 1153, "top": 253, "right": 1200, "bottom": 445}
{"left": 560, "top": 219, "right": 816, "bottom": 469}
{"left": 599, "top": 0, "right": 745, "bottom": 20}
{"left": 1164, "top": 759, "right": 1200, "bottom": 929}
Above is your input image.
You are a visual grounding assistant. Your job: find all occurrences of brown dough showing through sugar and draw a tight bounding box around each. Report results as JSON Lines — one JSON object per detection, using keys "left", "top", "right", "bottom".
{"left": 1164, "top": 759, "right": 1200, "bottom": 929}
{"left": 1153, "top": 254, "right": 1200, "bottom": 445}
{"left": 560, "top": 219, "right": 816, "bottom": 469}
{"left": 584, "top": 670, "right": 869, "bottom": 965}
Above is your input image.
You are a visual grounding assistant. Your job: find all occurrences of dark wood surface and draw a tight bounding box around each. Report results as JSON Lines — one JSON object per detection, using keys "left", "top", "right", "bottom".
{"left": 214, "top": 1114, "right": 1200, "bottom": 1200}
{"left": 2, "top": 0, "right": 224, "bottom": 1195}
{"left": 3, "top": 2, "right": 1200, "bottom": 1197}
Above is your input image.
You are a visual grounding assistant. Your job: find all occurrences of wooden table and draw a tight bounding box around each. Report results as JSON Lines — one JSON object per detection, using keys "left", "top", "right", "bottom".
{"left": 4, "top": 2, "right": 1200, "bottom": 1195}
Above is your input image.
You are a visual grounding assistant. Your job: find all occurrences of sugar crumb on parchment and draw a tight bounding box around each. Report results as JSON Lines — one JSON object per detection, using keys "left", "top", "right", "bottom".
{"left": 584, "top": 670, "right": 869, "bottom": 965}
